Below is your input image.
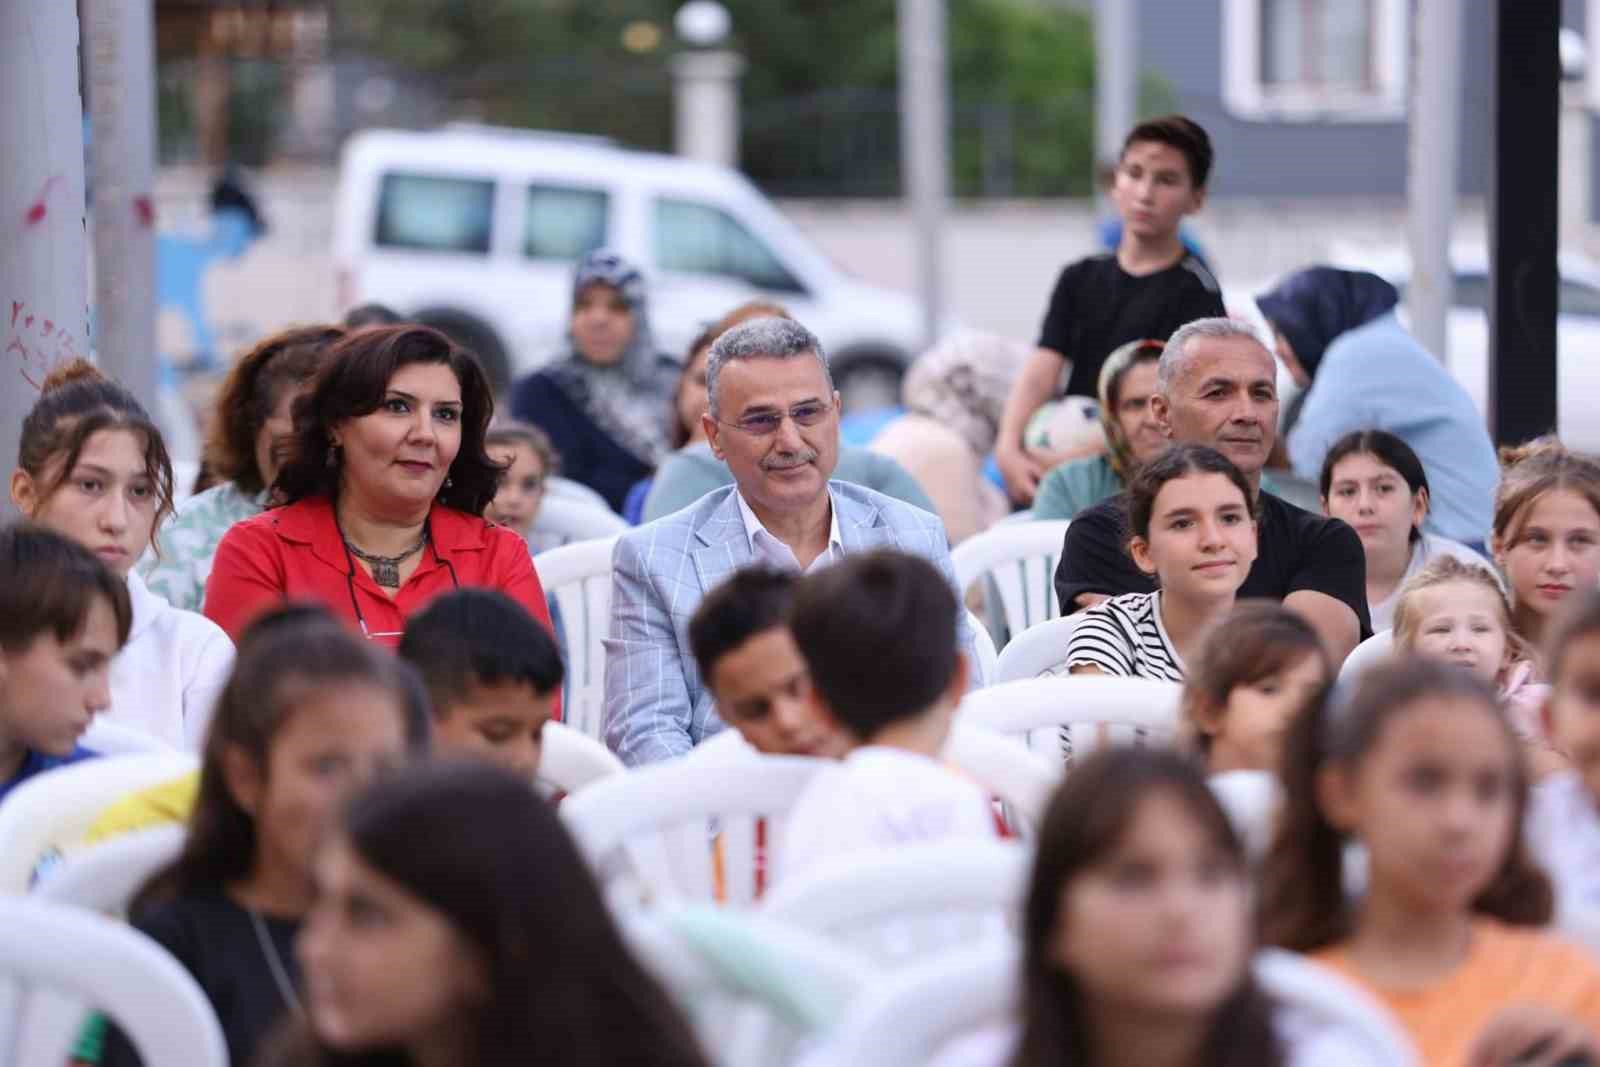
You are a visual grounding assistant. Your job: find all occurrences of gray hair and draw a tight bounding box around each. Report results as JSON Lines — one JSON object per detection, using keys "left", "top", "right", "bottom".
{"left": 705, "top": 317, "right": 833, "bottom": 418}
{"left": 1158, "top": 317, "right": 1272, "bottom": 394}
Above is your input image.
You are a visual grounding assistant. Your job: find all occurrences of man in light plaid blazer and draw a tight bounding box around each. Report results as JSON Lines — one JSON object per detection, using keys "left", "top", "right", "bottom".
{"left": 603, "top": 317, "right": 979, "bottom": 766}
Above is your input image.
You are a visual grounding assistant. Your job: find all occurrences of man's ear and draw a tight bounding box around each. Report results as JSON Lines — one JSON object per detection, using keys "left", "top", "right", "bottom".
{"left": 1149, "top": 393, "right": 1173, "bottom": 439}
{"left": 703, "top": 413, "right": 725, "bottom": 460}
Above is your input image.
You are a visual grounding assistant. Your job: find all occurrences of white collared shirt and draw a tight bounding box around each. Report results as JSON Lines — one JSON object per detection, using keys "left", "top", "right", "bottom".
{"left": 734, "top": 489, "right": 845, "bottom": 574}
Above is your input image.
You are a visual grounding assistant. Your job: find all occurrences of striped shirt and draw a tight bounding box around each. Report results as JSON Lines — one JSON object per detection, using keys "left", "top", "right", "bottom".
{"left": 1064, "top": 591, "right": 1184, "bottom": 682}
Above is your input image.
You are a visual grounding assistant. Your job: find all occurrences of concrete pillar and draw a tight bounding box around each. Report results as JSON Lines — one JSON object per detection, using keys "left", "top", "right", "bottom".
{"left": 898, "top": 0, "right": 951, "bottom": 352}
{"left": 0, "top": 1, "right": 90, "bottom": 520}
{"left": 671, "top": 50, "right": 745, "bottom": 168}
{"left": 1094, "top": 0, "right": 1137, "bottom": 172}
{"left": 1406, "top": 0, "right": 1462, "bottom": 366}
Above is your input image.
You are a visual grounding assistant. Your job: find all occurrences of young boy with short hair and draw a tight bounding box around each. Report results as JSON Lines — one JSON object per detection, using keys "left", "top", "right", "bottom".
{"left": 399, "top": 588, "right": 564, "bottom": 781}
{"left": 996, "top": 114, "right": 1224, "bottom": 504}
{"left": 688, "top": 567, "right": 847, "bottom": 760}
{"left": 780, "top": 549, "right": 997, "bottom": 878}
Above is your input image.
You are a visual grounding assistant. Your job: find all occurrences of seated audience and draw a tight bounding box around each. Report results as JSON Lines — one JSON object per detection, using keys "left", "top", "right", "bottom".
{"left": 97, "top": 610, "right": 430, "bottom": 1067}
{"left": 13, "top": 361, "right": 234, "bottom": 748}
{"left": 510, "top": 249, "right": 678, "bottom": 514}
{"left": 935, "top": 748, "right": 1378, "bottom": 1067}
{"left": 1262, "top": 658, "right": 1600, "bottom": 1067}
{"left": 640, "top": 302, "right": 935, "bottom": 525}
{"left": 0, "top": 525, "right": 130, "bottom": 802}
{"left": 1491, "top": 437, "right": 1600, "bottom": 653}
{"left": 1257, "top": 265, "right": 1498, "bottom": 547}
{"left": 1034, "top": 339, "right": 1168, "bottom": 520}
{"left": 262, "top": 762, "right": 711, "bottom": 1067}
{"left": 482, "top": 419, "right": 558, "bottom": 540}
{"left": 203, "top": 325, "right": 556, "bottom": 664}
{"left": 398, "top": 588, "right": 564, "bottom": 780}
{"left": 604, "top": 316, "right": 976, "bottom": 766}
{"left": 1391, "top": 556, "right": 1554, "bottom": 775}
{"left": 687, "top": 567, "right": 847, "bottom": 759}
{"left": 780, "top": 550, "right": 997, "bottom": 879}
{"left": 1056, "top": 317, "right": 1368, "bottom": 665}
{"left": 1179, "top": 601, "right": 1330, "bottom": 775}
{"left": 1320, "top": 429, "right": 1489, "bottom": 630}
{"left": 143, "top": 324, "right": 343, "bottom": 612}
{"left": 1527, "top": 590, "right": 1600, "bottom": 915}
{"left": 1065, "top": 445, "right": 1257, "bottom": 681}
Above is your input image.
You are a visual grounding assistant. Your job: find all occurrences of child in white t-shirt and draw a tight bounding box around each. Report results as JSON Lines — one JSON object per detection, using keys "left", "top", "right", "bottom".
{"left": 779, "top": 550, "right": 999, "bottom": 881}
{"left": 1528, "top": 589, "right": 1600, "bottom": 914}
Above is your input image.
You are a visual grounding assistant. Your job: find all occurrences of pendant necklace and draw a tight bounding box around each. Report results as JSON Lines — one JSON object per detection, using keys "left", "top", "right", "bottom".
{"left": 342, "top": 526, "right": 429, "bottom": 588}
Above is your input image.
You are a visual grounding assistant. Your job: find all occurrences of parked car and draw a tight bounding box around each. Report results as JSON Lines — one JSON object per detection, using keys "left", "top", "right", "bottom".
{"left": 333, "top": 124, "right": 935, "bottom": 407}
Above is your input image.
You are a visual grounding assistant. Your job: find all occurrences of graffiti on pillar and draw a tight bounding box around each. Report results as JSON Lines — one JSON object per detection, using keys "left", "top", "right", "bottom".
{"left": 6, "top": 299, "right": 84, "bottom": 389}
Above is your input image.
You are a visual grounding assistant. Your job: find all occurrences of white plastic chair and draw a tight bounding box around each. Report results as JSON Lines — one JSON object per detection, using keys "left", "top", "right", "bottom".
{"left": 544, "top": 475, "right": 613, "bottom": 512}
{"left": 941, "top": 723, "right": 1061, "bottom": 832}
{"left": 1255, "top": 947, "right": 1418, "bottom": 1066}
{"left": 759, "top": 839, "right": 1029, "bottom": 965}
{"left": 80, "top": 719, "right": 178, "bottom": 756}
{"left": 33, "top": 825, "right": 185, "bottom": 914}
{"left": 1208, "top": 770, "right": 1281, "bottom": 864}
{"left": 621, "top": 906, "right": 876, "bottom": 1067}
{"left": 0, "top": 899, "right": 227, "bottom": 1067}
{"left": 562, "top": 754, "right": 824, "bottom": 906}
{"left": 955, "top": 675, "right": 1182, "bottom": 765}
{"left": 1339, "top": 629, "right": 1394, "bottom": 684}
{"left": 538, "top": 719, "right": 624, "bottom": 797}
{"left": 993, "top": 615, "right": 1081, "bottom": 682}
{"left": 966, "top": 608, "right": 998, "bottom": 684}
{"left": 950, "top": 520, "right": 1071, "bottom": 640}
{"left": 0, "top": 753, "right": 197, "bottom": 895}
{"left": 534, "top": 535, "right": 618, "bottom": 742}
{"left": 814, "top": 940, "right": 1019, "bottom": 1067}
{"left": 527, "top": 495, "right": 630, "bottom": 553}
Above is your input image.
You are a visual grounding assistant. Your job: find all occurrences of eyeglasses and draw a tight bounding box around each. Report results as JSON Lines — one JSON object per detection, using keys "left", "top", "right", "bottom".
{"left": 717, "top": 400, "right": 834, "bottom": 438}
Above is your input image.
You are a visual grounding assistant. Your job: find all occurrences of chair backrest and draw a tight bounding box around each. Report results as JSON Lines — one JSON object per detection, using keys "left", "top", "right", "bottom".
{"left": 527, "top": 495, "right": 631, "bottom": 553}
{"left": 814, "top": 940, "right": 1019, "bottom": 1067}
{"left": 0, "top": 753, "right": 198, "bottom": 895}
{"left": 955, "top": 675, "right": 1182, "bottom": 765}
{"left": 621, "top": 906, "right": 876, "bottom": 1067}
{"left": 966, "top": 609, "right": 998, "bottom": 684}
{"left": 33, "top": 825, "right": 186, "bottom": 914}
{"left": 950, "top": 521, "right": 1071, "bottom": 639}
{"left": 759, "top": 839, "right": 1029, "bottom": 965}
{"left": 544, "top": 475, "right": 613, "bottom": 512}
{"left": 0, "top": 899, "right": 227, "bottom": 1067}
{"left": 1207, "top": 770, "right": 1281, "bottom": 865}
{"left": 562, "top": 754, "right": 823, "bottom": 907}
{"left": 79, "top": 720, "right": 178, "bottom": 756}
{"left": 1254, "top": 947, "right": 1418, "bottom": 1066}
{"left": 534, "top": 536, "right": 619, "bottom": 741}
{"left": 941, "top": 723, "right": 1061, "bottom": 833}
{"left": 993, "top": 615, "right": 1081, "bottom": 683}
{"left": 1339, "top": 629, "right": 1394, "bottom": 685}
{"left": 538, "top": 720, "right": 625, "bottom": 798}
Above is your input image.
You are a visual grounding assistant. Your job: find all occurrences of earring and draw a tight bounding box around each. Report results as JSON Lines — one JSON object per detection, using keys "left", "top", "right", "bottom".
{"left": 325, "top": 444, "right": 341, "bottom": 468}
{"left": 443, "top": 475, "right": 453, "bottom": 489}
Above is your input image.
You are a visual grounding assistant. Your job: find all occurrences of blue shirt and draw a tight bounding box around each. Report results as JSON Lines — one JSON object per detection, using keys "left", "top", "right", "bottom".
{"left": 0, "top": 746, "right": 96, "bottom": 805}
{"left": 1287, "top": 312, "right": 1498, "bottom": 545}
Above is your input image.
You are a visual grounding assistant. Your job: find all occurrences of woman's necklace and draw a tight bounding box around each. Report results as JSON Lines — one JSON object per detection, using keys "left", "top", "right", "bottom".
{"left": 342, "top": 526, "right": 429, "bottom": 588}
{"left": 249, "top": 909, "right": 305, "bottom": 1018}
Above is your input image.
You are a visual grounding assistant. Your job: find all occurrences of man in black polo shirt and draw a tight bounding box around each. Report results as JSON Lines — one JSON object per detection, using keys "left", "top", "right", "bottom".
{"left": 1055, "top": 317, "right": 1368, "bottom": 665}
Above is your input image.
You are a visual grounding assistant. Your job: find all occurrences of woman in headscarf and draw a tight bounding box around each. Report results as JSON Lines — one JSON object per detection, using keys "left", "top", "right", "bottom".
{"left": 510, "top": 250, "right": 679, "bottom": 513}
{"left": 1033, "top": 338, "right": 1169, "bottom": 520}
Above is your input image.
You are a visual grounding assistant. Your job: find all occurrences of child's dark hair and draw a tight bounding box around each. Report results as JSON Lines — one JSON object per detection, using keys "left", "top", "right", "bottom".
{"left": 0, "top": 523, "right": 132, "bottom": 652}
{"left": 1012, "top": 748, "right": 1281, "bottom": 1067}
{"left": 1180, "top": 601, "right": 1329, "bottom": 757}
{"left": 689, "top": 567, "right": 796, "bottom": 686}
{"left": 485, "top": 418, "right": 560, "bottom": 477}
{"left": 1125, "top": 444, "right": 1256, "bottom": 551}
{"left": 1261, "top": 656, "right": 1552, "bottom": 953}
{"left": 259, "top": 761, "right": 711, "bottom": 1067}
{"left": 1121, "top": 114, "right": 1214, "bottom": 189}
{"left": 18, "top": 360, "right": 176, "bottom": 544}
{"left": 1546, "top": 587, "right": 1600, "bottom": 683}
{"left": 398, "top": 589, "right": 563, "bottom": 716}
{"left": 788, "top": 549, "right": 960, "bottom": 739}
{"left": 1319, "top": 429, "right": 1429, "bottom": 545}
{"left": 135, "top": 606, "right": 431, "bottom": 910}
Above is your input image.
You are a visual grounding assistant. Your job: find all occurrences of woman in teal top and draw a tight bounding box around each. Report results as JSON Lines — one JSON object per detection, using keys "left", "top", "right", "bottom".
{"left": 1034, "top": 338, "right": 1167, "bottom": 520}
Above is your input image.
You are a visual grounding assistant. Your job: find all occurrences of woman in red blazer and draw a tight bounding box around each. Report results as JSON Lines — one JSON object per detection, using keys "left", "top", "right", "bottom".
{"left": 205, "top": 325, "right": 555, "bottom": 658}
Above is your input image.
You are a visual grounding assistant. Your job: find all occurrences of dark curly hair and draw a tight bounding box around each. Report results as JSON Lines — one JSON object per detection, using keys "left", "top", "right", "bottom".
{"left": 274, "top": 325, "right": 503, "bottom": 516}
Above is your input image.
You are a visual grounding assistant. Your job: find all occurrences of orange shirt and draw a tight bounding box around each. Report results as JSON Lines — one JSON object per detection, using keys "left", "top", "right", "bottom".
{"left": 1313, "top": 919, "right": 1600, "bottom": 1067}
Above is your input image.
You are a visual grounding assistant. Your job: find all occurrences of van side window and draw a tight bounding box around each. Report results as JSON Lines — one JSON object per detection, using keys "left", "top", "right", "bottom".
{"left": 524, "top": 185, "right": 609, "bottom": 260}
{"left": 375, "top": 173, "right": 495, "bottom": 254}
{"left": 652, "top": 198, "right": 805, "bottom": 293}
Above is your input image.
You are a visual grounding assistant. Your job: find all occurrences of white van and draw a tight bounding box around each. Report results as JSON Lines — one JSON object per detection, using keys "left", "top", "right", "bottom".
{"left": 333, "top": 124, "right": 932, "bottom": 405}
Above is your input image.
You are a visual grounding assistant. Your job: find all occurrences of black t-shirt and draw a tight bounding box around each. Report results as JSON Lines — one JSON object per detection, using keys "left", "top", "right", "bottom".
{"left": 1037, "top": 252, "right": 1226, "bottom": 399}
{"left": 1054, "top": 489, "right": 1373, "bottom": 639}
{"left": 100, "top": 892, "right": 301, "bottom": 1067}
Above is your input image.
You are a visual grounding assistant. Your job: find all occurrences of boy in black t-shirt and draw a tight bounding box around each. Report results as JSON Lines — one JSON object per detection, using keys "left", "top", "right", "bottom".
{"left": 997, "top": 115, "right": 1225, "bottom": 505}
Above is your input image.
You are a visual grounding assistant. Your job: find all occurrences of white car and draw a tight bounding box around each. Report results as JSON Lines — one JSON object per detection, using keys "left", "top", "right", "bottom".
{"left": 333, "top": 124, "right": 934, "bottom": 407}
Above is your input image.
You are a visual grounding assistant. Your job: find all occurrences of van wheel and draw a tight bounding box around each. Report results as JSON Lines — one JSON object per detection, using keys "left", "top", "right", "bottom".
{"left": 414, "top": 310, "right": 512, "bottom": 397}
{"left": 833, "top": 350, "right": 907, "bottom": 414}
